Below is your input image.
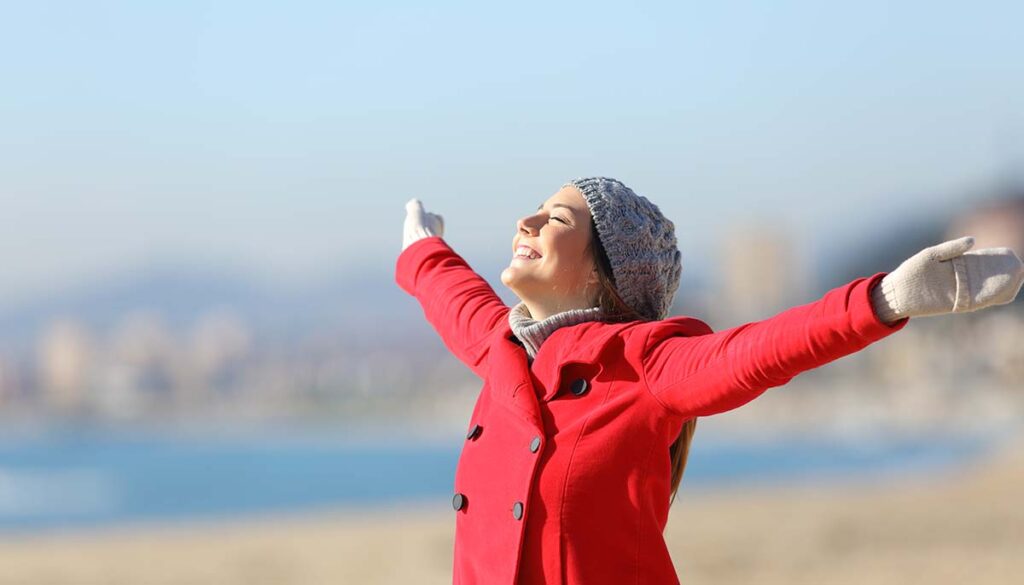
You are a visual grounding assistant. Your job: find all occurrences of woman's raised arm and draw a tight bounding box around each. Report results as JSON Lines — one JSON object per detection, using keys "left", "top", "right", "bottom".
{"left": 396, "top": 199, "right": 509, "bottom": 380}
{"left": 641, "top": 271, "right": 908, "bottom": 419}
{"left": 641, "top": 236, "right": 1024, "bottom": 420}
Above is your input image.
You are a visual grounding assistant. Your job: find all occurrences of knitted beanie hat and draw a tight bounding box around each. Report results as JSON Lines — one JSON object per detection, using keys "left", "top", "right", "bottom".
{"left": 563, "top": 176, "right": 682, "bottom": 321}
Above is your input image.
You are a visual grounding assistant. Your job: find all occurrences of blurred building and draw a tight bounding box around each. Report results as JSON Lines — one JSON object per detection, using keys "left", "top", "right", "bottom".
{"left": 187, "top": 309, "right": 252, "bottom": 403}
{"left": 105, "top": 311, "right": 181, "bottom": 410}
{"left": 946, "top": 192, "right": 1024, "bottom": 261}
{"left": 37, "top": 318, "right": 95, "bottom": 413}
{"left": 0, "top": 354, "right": 24, "bottom": 410}
{"left": 714, "top": 221, "right": 810, "bottom": 325}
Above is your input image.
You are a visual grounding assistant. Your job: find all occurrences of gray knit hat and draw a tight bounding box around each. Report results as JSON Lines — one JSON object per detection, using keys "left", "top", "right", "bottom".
{"left": 563, "top": 176, "right": 682, "bottom": 321}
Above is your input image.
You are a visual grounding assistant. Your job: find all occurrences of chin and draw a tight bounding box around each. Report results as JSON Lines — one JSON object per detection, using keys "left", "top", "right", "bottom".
{"left": 499, "top": 267, "right": 518, "bottom": 290}
{"left": 501, "top": 267, "right": 539, "bottom": 297}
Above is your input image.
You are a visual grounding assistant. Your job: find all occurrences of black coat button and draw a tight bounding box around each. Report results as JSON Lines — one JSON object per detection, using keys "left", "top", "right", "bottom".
{"left": 529, "top": 436, "right": 541, "bottom": 453}
{"left": 512, "top": 501, "right": 524, "bottom": 520}
{"left": 466, "top": 424, "right": 482, "bottom": 440}
{"left": 570, "top": 378, "right": 589, "bottom": 396}
{"left": 453, "top": 493, "right": 466, "bottom": 511}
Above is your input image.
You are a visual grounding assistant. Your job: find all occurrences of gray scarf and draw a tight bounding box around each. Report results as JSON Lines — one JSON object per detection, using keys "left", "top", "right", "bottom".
{"left": 508, "top": 300, "right": 604, "bottom": 362}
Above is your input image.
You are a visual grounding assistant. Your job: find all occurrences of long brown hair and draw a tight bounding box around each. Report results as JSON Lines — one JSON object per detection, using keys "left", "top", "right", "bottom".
{"left": 586, "top": 218, "right": 697, "bottom": 506}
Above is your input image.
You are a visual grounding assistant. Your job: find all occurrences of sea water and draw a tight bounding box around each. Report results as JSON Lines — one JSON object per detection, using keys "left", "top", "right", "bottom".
{"left": 0, "top": 421, "right": 1006, "bottom": 534}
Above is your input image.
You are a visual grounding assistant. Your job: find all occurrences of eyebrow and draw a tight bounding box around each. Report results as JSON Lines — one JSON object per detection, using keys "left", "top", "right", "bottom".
{"left": 537, "top": 202, "right": 575, "bottom": 212}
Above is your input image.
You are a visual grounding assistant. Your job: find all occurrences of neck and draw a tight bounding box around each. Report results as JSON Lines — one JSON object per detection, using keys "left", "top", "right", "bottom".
{"left": 508, "top": 300, "right": 603, "bottom": 361}
{"left": 520, "top": 297, "right": 594, "bottom": 321}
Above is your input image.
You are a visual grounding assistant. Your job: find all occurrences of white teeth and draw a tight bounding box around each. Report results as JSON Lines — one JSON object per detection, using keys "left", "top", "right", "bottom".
{"left": 515, "top": 246, "right": 541, "bottom": 259}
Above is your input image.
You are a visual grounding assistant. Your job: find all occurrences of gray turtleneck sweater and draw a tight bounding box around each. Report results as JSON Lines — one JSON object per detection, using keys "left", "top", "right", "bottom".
{"left": 508, "top": 300, "right": 604, "bottom": 362}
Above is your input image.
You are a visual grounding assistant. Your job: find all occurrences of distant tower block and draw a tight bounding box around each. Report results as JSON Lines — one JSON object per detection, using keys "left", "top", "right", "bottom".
{"left": 38, "top": 319, "right": 94, "bottom": 412}
{"left": 718, "top": 221, "right": 808, "bottom": 325}
{"left": 947, "top": 195, "right": 1024, "bottom": 262}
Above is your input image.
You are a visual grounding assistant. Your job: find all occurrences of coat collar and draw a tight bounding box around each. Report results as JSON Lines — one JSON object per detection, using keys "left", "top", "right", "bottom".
{"left": 490, "top": 316, "right": 623, "bottom": 402}
{"left": 485, "top": 311, "right": 714, "bottom": 434}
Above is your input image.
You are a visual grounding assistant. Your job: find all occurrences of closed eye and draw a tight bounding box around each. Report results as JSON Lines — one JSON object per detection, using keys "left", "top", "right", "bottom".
{"left": 552, "top": 216, "right": 568, "bottom": 224}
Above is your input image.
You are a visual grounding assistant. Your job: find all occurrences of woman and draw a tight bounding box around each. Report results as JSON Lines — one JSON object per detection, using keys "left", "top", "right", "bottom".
{"left": 396, "top": 176, "right": 1024, "bottom": 585}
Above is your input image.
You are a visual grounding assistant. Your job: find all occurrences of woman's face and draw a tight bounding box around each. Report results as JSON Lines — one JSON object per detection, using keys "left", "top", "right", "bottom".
{"left": 500, "top": 185, "right": 599, "bottom": 309}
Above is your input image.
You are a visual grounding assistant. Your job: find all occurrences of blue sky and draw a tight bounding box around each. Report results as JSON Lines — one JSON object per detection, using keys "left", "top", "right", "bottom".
{"left": 1, "top": 1, "right": 1022, "bottom": 304}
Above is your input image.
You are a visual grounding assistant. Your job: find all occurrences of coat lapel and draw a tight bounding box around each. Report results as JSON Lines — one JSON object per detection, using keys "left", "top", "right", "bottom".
{"left": 532, "top": 322, "right": 617, "bottom": 402}
{"left": 487, "top": 321, "right": 544, "bottom": 432}
{"left": 490, "top": 319, "right": 619, "bottom": 407}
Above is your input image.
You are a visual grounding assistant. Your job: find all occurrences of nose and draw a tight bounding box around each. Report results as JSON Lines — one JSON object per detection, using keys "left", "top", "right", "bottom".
{"left": 517, "top": 214, "right": 540, "bottom": 236}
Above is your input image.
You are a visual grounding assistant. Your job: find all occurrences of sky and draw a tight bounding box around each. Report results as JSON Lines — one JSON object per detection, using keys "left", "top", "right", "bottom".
{"left": 1, "top": 1, "right": 1022, "bottom": 305}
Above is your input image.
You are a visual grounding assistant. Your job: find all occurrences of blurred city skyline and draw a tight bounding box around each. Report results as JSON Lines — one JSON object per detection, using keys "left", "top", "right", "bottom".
{"left": 0, "top": 188, "right": 1019, "bottom": 431}
{"left": 2, "top": 1, "right": 1024, "bottom": 306}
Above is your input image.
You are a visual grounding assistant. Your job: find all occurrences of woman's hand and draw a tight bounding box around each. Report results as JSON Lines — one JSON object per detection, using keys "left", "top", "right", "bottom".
{"left": 870, "top": 235, "right": 1024, "bottom": 323}
{"left": 403, "top": 198, "right": 445, "bottom": 251}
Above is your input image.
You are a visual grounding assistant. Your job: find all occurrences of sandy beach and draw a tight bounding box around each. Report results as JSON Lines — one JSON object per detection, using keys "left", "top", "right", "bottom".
{"left": 0, "top": 434, "right": 1020, "bottom": 585}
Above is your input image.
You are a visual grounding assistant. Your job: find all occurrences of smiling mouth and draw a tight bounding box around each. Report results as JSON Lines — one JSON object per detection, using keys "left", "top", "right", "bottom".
{"left": 513, "top": 246, "right": 542, "bottom": 260}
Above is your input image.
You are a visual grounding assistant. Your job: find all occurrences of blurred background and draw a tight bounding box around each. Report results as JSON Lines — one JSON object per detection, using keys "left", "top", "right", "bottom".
{"left": 0, "top": 1, "right": 1022, "bottom": 583}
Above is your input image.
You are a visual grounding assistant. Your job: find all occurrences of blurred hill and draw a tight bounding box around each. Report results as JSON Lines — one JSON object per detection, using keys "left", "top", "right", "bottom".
{"left": 0, "top": 264, "right": 421, "bottom": 354}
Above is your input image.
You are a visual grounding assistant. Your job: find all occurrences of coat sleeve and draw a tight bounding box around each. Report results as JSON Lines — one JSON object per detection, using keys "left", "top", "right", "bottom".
{"left": 642, "top": 271, "right": 910, "bottom": 418}
{"left": 395, "top": 235, "right": 510, "bottom": 379}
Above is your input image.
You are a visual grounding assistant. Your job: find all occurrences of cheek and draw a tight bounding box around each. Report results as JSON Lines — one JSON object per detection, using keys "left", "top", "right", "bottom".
{"left": 548, "top": 230, "right": 589, "bottom": 258}
{"left": 539, "top": 233, "right": 590, "bottom": 276}
{"left": 545, "top": 247, "right": 591, "bottom": 281}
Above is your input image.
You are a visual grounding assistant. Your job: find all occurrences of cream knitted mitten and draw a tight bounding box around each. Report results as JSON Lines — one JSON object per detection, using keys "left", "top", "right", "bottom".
{"left": 403, "top": 198, "right": 445, "bottom": 251}
{"left": 870, "top": 236, "right": 1024, "bottom": 323}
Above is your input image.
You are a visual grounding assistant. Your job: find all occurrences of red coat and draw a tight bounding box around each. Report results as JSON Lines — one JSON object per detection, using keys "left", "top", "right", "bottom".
{"left": 396, "top": 236, "right": 909, "bottom": 584}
